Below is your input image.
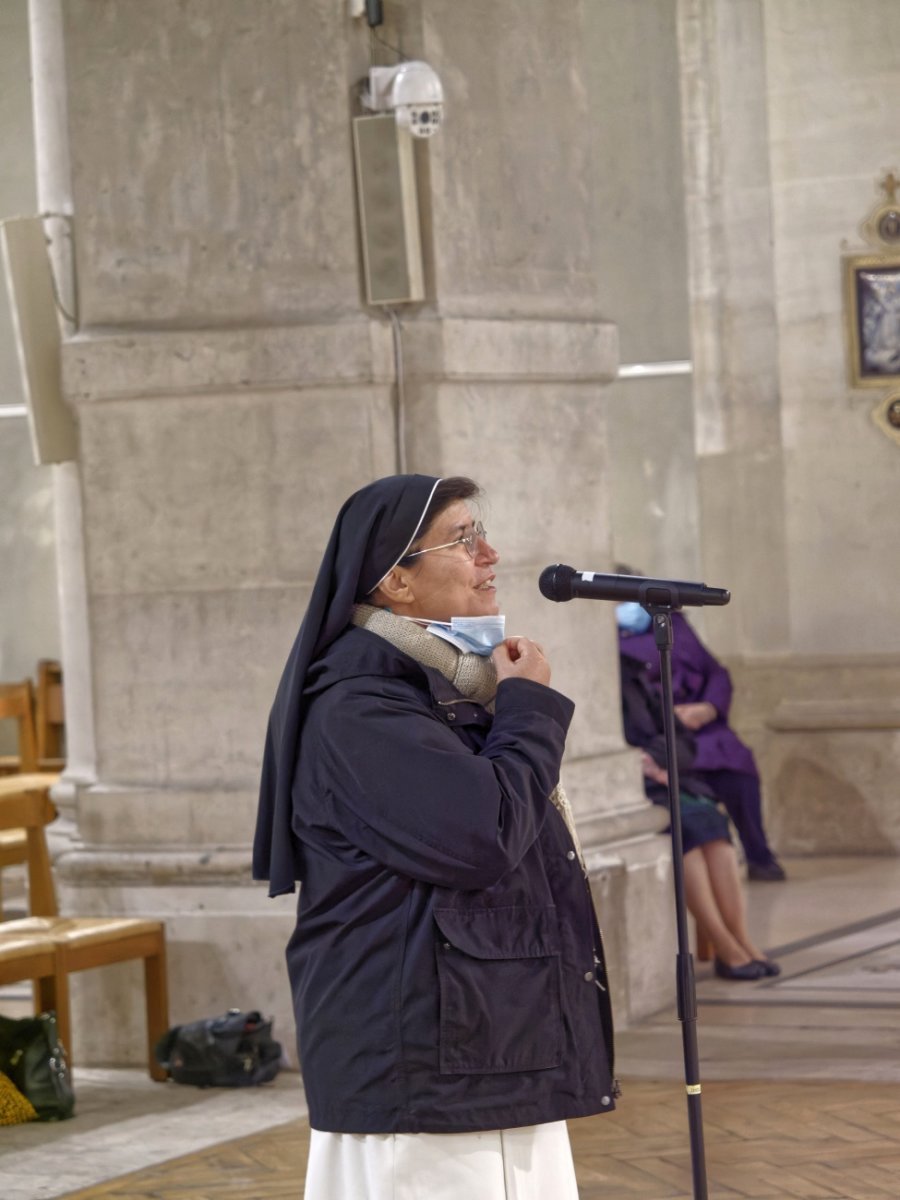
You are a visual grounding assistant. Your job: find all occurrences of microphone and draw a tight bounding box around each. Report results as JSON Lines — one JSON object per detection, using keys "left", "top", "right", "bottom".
{"left": 538, "top": 564, "right": 730, "bottom": 609}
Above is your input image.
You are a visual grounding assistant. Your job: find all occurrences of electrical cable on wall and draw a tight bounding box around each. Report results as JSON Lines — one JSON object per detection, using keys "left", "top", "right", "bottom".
{"left": 383, "top": 307, "right": 407, "bottom": 473}
{"left": 366, "top": 1, "right": 406, "bottom": 65}
{"left": 39, "top": 211, "right": 78, "bottom": 326}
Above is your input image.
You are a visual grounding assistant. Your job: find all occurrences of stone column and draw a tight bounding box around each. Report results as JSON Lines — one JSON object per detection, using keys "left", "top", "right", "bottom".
{"left": 389, "top": 0, "right": 674, "bottom": 1023}
{"left": 676, "top": 0, "right": 900, "bottom": 856}
{"left": 29, "top": 0, "right": 96, "bottom": 828}
{"left": 44, "top": 0, "right": 672, "bottom": 1064}
{"left": 677, "top": 0, "right": 790, "bottom": 660}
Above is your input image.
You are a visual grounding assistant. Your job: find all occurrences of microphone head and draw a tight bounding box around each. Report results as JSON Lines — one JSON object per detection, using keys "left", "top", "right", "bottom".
{"left": 538, "top": 563, "right": 576, "bottom": 602}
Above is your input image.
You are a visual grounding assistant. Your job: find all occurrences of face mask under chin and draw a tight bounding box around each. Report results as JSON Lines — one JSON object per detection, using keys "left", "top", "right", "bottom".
{"left": 425, "top": 615, "right": 507, "bottom": 656}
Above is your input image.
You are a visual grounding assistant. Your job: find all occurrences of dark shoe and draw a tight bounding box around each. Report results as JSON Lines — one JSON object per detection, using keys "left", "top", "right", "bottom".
{"left": 754, "top": 958, "right": 781, "bottom": 977}
{"left": 714, "top": 957, "right": 767, "bottom": 981}
{"left": 747, "top": 860, "right": 787, "bottom": 882}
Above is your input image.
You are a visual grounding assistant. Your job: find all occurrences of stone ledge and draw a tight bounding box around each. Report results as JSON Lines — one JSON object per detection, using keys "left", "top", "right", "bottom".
{"left": 578, "top": 802, "right": 670, "bottom": 853}
{"left": 75, "top": 784, "right": 258, "bottom": 846}
{"left": 54, "top": 846, "right": 254, "bottom": 885}
{"left": 768, "top": 699, "right": 900, "bottom": 731}
{"left": 61, "top": 316, "right": 619, "bottom": 403}
{"left": 399, "top": 317, "right": 618, "bottom": 383}
{"left": 62, "top": 320, "right": 395, "bottom": 402}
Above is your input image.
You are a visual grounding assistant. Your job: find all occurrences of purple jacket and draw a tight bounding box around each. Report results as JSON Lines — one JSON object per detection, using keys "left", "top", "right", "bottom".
{"left": 618, "top": 612, "right": 756, "bottom": 776}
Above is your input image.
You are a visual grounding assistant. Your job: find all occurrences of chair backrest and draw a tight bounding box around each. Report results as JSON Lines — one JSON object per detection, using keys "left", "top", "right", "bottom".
{"left": 35, "top": 659, "right": 65, "bottom": 765}
{"left": 0, "top": 777, "right": 59, "bottom": 917}
{"left": 0, "top": 681, "right": 38, "bottom": 773}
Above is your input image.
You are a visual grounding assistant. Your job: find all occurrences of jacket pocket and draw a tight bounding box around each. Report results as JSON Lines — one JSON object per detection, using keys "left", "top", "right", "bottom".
{"left": 433, "top": 905, "right": 562, "bottom": 1075}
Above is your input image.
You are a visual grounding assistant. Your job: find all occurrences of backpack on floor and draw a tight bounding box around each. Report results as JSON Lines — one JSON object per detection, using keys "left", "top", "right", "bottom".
{"left": 154, "top": 1009, "right": 283, "bottom": 1087}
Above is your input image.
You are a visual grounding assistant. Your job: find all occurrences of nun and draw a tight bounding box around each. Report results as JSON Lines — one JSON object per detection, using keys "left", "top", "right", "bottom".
{"left": 254, "top": 473, "right": 617, "bottom": 1200}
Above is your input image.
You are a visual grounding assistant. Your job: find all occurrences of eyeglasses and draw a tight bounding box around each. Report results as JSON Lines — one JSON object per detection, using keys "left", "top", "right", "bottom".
{"left": 404, "top": 521, "right": 488, "bottom": 561}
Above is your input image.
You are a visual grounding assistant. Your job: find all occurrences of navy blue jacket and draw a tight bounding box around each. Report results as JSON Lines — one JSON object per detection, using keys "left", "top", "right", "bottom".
{"left": 286, "top": 625, "right": 616, "bottom": 1133}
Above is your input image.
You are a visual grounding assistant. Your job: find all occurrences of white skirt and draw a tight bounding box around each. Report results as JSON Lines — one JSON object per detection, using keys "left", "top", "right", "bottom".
{"left": 304, "top": 1120, "right": 579, "bottom": 1200}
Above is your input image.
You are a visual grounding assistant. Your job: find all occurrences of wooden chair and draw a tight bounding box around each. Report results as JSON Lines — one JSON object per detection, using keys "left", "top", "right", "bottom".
{"left": 0, "top": 775, "right": 169, "bottom": 1080}
{"left": 0, "top": 680, "right": 39, "bottom": 775}
{"left": 35, "top": 660, "right": 65, "bottom": 772}
{"left": 0, "top": 934, "right": 69, "bottom": 1055}
{"left": 0, "top": 683, "right": 40, "bottom": 914}
{"left": 0, "top": 675, "right": 63, "bottom": 914}
{"left": 0, "top": 826, "right": 29, "bottom": 921}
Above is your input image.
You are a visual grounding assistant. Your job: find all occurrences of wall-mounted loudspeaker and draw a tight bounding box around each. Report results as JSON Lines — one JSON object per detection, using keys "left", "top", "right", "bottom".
{"left": 352, "top": 114, "right": 425, "bottom": 306}
{"left": 1, "top": 216, "right": 77, "bottom": 464}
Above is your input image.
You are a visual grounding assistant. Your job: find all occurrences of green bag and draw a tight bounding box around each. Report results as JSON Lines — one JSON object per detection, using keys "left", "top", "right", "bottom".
{"left": 0, "top": 1012, "right": 75, "bottom": 1121}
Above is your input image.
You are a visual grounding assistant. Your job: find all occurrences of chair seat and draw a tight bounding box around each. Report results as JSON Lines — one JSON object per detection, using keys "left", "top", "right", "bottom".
{"left": 0, "top": 933, "right": 58, "bottom": 961}
{"left": 0, "top": 916, "right": 164, "bottom": 948}
{"left": 0, "top": 772, "right": 60, "bottom": 796}
{"left": 0, "top": 938, "right": 60, "bottom": 996}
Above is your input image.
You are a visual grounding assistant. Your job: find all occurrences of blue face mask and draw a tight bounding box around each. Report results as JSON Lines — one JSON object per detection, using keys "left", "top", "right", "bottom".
{"left": 615, "top": 601, "right": 652, "bottom": 635}
{"left": 426, "top": 615, "right": 507, "bottom": 656}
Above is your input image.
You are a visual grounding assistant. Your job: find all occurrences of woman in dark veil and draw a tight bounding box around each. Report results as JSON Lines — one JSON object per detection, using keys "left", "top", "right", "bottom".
{"left": 255, "top": 473, "right": 617, "bottom": 1199}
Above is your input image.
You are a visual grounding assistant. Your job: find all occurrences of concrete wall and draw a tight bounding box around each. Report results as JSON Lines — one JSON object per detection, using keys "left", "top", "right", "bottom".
{"left": 38, "top": 0, "right": 673, "bottom": 1065}
{"left": 0, "top": 0, "right": 60, "bottom": 708}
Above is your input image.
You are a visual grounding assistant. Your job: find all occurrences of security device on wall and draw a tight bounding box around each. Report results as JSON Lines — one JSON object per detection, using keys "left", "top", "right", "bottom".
{"left": 361, "top": 61, "right": 444, "bottom": 139}
{"left": 352, "top": 60, "right": 444, "bottom": 306}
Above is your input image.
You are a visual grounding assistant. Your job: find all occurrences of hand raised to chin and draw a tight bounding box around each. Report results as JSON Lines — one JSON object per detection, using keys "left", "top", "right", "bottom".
{"left": 492, "top": 637, "right": 551, "bottom": 687}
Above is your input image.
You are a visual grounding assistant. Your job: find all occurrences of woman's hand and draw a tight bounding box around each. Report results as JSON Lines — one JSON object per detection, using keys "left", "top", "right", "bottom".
{"left": 492, "top": 637, "right": 551, "bottom": 687}
{"left": 641, "top": 751, "right": 669, "bottom": 785}
{"left": 674, "top": 701, "right": 717, "bottom": 730}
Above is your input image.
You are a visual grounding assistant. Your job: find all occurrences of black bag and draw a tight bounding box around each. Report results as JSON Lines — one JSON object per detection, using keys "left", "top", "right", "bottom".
{"left": 154, "top": 1009, "right": 283, "bottom": 1087}
{"left": 0, "top": 1011, "right": 75, "bottom": 1121}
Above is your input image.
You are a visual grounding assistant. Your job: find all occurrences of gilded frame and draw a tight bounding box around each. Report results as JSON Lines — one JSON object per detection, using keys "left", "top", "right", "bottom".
{"left": 843, "top": 253, "right": 900, "bottom": 388}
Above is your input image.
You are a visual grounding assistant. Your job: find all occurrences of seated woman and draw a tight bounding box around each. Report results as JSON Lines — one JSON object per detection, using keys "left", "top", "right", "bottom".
{"left": 616, "top": 588, "right": 785, "bottom": 881}
{"left": 619, "top": 654, "right": 780, "bottom": 981}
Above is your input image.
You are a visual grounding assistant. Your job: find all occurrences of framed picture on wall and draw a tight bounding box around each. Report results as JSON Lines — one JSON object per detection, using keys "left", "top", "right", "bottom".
{"left": 843, "top": 254, "right": 900, "bottom": 388}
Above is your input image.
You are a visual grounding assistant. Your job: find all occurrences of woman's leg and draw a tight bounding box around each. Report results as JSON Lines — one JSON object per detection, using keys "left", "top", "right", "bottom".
{"left": 695, "top": 768, "right": 780, "bottom": 871}
{"left": 682, "top": 846, "right": 754, "bottom": 967}
{"left": 700, "top": 839, "right": 766, "bottom": 961}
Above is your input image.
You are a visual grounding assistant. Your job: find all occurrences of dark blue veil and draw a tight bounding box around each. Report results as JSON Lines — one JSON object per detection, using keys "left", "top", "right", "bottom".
{"left": 253, "top": 474, "right": 441, "bottom": 896}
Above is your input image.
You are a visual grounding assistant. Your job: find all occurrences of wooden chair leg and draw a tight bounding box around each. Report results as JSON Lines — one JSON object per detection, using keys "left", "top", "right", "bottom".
{"left": 144, "top": 940, "right": 170, "bottom": 1082}
{"left": 35, "top": 964, "right": 73, "bottom": 1077}
{"left": 695, "top": 919, "right": 713, "bottom": 962}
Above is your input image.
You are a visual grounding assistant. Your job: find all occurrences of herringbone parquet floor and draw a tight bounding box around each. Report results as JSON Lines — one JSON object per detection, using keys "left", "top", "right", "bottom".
{"left": 55, "top": 1078, "right": 900, "bottom": 1200}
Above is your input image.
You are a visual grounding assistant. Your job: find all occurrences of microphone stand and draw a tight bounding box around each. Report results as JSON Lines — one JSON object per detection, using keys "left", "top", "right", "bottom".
{"left": 648, "top": 604, "right": 709, "bottom": 1200}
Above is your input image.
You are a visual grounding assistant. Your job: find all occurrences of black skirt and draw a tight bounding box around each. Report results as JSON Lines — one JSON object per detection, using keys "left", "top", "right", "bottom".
{"left": 653, "top": 790, "right": 731, "bottom": 854}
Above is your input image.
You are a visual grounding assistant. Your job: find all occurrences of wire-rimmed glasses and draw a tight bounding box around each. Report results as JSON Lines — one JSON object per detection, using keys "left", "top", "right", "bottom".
{"left": 404, "top": 521, "right": 487, "bottom": 560}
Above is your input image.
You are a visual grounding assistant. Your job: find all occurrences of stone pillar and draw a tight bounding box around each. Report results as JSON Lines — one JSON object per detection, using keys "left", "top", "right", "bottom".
{"left": 405, "top": 2, "right": 674, "bottom": 1021}
{"left": 677, "top": 0, "right": 790, "bottom": 659}
{"left": 0, "top": 0, "right": 61, "bottom": 708}
{"left": 677, "top": 0, "right": 900, "bottom": 855}
{"left": 29, "top": 0, "right": 96, "bottom": 829}
{"left": 43, "top": 0, "right": 672, "bottom": 1064}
